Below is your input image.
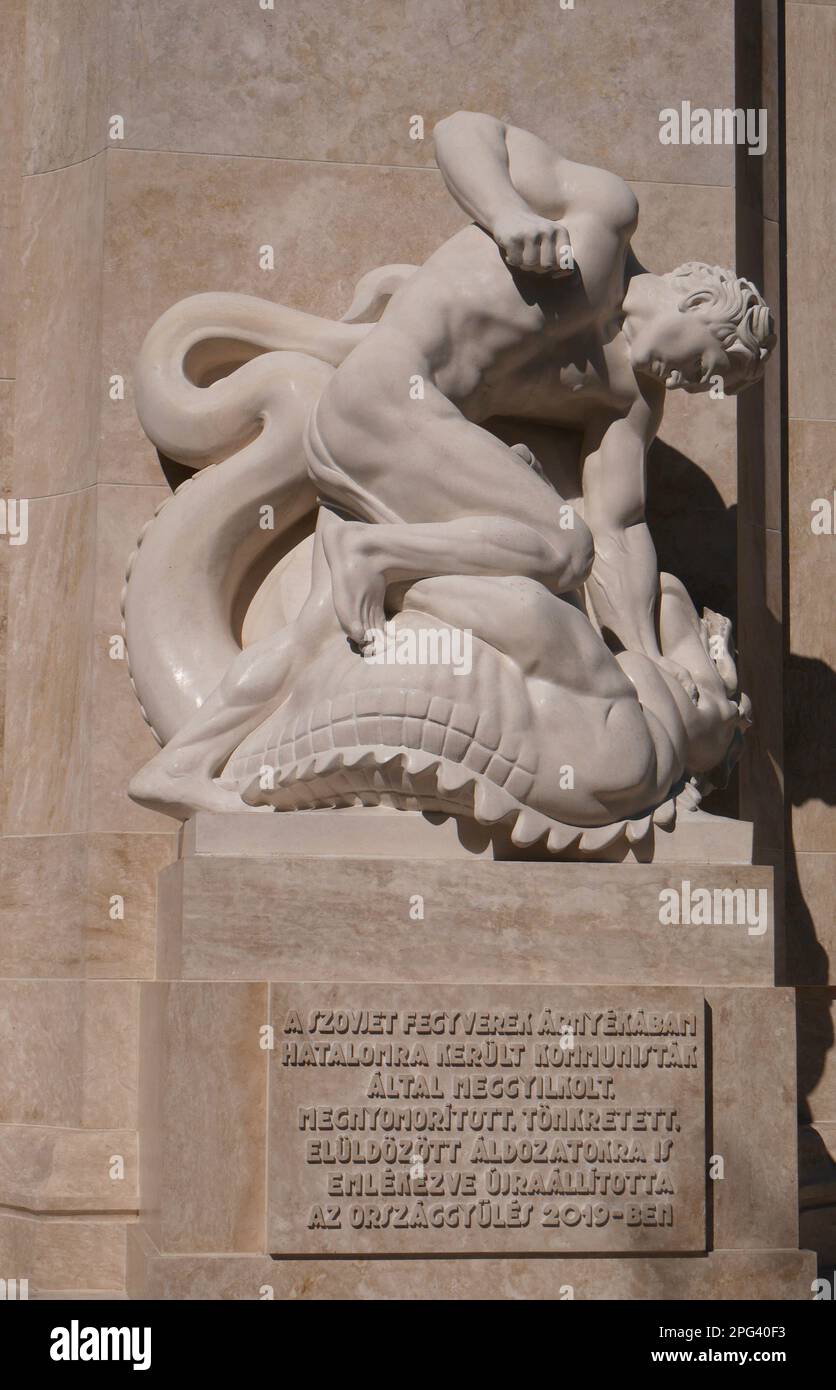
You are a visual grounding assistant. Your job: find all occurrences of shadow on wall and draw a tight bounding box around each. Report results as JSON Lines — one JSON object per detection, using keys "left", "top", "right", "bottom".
{"left": 787, "top": 649, "right": 836, "bottom": 1001}
{"left": 647, "top": 440, "right": 739, "bottom": 624}
{"left": 649, "top": 448, "right": 836, "bottom": 1257}
{"left": 646, "top": 441, "right": 739, "bottom": 820}
{"left": 788, "top": 650, "right": 836, "bottom": 1267}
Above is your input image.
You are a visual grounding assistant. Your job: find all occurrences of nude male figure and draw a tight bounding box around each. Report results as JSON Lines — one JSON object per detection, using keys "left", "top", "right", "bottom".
{"left": 130, "top": 110, "right": 773, "bottom": 817}
{"left": 311, "top": 110, "right": 773, "bottom": 658}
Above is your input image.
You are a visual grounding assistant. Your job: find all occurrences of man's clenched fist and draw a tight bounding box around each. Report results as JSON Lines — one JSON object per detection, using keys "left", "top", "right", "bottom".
{"left": 491, "top": 208, "right": 574, "bottom": 276}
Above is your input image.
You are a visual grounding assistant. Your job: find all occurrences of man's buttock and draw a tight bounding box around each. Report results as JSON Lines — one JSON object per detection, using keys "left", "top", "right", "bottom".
{"left": 303, "top": 398, "right": 402, "bottom": 525}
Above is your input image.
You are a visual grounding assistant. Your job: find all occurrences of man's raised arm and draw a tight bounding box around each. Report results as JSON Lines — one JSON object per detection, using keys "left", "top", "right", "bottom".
{"left": 433, "top": 110, "right": 573, "bottom": 275}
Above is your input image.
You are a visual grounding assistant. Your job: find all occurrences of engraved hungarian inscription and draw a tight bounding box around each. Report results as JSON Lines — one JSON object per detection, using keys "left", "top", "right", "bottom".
{"left": 268, "top": 985, "right": 707, "bottom": 1255}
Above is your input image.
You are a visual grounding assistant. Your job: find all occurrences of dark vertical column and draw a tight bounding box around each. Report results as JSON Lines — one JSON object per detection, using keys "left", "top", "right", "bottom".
{"left": 734, "top": 1, "right": 786, "bottom": 968}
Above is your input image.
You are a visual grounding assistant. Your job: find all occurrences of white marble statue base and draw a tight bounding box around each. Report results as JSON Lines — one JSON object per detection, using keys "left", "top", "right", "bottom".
{"left": 180, "top": 805, "right": 753, "bottom": 864}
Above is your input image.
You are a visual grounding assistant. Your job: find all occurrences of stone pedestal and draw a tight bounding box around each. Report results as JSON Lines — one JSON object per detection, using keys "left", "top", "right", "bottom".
{"left": 128, "top": 816, "right": 815, "bottom": 1300}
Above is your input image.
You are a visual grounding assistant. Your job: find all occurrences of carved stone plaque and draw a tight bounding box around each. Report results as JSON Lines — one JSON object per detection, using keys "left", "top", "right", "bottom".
{"left": 267, "top": 984, "right": 707, "bottom": 1255}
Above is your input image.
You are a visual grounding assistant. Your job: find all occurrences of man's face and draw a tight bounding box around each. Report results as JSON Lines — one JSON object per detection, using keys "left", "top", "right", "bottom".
{"left": 631, "top": 309, "right": 732, "bottom": 393}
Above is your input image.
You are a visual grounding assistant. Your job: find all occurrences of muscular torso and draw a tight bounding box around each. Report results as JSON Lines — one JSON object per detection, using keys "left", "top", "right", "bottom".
{"left": 363, "top": 196, "right": 640, "bottom": 428}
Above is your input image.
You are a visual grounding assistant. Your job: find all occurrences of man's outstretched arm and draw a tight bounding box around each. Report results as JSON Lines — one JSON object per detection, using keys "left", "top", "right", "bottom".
{"left": 433, "top": 110, "right": 574, "bottom": 275}
{"left": 580, "top": 404, "right": 664, "bottom": 661}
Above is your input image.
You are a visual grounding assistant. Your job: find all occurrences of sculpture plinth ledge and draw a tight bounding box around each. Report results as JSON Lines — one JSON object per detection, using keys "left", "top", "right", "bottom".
{"left": 123, "top": 112, "right": 774, "bottom": 861}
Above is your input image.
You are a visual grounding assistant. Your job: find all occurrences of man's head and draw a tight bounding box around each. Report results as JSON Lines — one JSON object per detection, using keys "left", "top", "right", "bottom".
{"left": 629, "top": 262, "right": 776, "bottom": 395}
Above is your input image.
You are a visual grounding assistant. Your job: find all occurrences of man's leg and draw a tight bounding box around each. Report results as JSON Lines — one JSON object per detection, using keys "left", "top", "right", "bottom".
{"left": 322, "top": 513, "right": 593, "bottom": 649}
{"left": 309, "top": 384, "right": 595, "bottom": 647}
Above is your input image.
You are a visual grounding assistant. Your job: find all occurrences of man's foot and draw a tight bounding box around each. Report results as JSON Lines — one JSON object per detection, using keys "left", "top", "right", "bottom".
{"left": 321, "top": 520, "right": 388, "bottom": 650}
{"left": 129, "top": 760, "right": 265, "bottom": 820}
{"left": 701, "top": 608, "right": 738, "bottom": 694}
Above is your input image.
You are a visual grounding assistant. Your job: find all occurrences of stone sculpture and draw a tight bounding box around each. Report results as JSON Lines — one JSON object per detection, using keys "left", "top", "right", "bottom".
{"left": 123, "top": 111, "right": 774, "bottom": 855}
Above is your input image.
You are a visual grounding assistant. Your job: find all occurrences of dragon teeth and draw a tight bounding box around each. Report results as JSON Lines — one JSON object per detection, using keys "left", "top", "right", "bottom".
{"left": 403, "top": 750, "right": 438, "bottom": 775}
{"left": 653, "top": 797, "right": 676, "bottom": 830}
{"left": 546, "top": 823, "right": 581, "bottom": 853}
{"left": 511, "top": 809, "right": 550, "bottom": 847}
{"left": 578, "top": 822, "right": 626, "bottom": 852}
{"left": 437, "top": 760, "right": 476, "bottom": 794}
{"left": 625, "top": 813, "right": 653, "bottom": 844}
{"left": 473, "top": 780, "right": 514, "bottom": 824}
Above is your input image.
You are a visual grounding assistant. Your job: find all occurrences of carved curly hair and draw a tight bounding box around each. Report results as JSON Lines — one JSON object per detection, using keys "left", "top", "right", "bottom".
{"left": 670, "top": 262, "right": 776, "bottom": 387}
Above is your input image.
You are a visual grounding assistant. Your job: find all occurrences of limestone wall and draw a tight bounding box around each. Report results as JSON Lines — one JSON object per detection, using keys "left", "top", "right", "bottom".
{"left": 0, "top": 0, "right": 825, "bottom": 1294}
